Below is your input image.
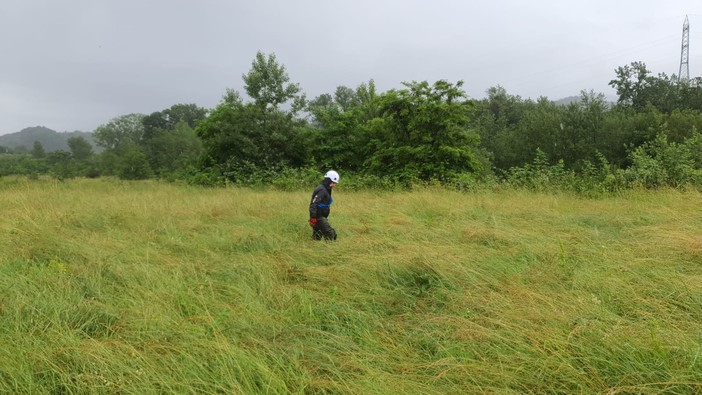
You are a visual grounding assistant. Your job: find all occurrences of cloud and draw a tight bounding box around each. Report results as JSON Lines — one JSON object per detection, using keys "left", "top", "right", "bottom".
{"left": 0, "top": 0, "right": 698, "bottom": 134}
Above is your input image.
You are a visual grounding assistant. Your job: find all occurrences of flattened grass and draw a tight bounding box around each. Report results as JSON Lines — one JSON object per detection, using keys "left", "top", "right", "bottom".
{"left": 1, "top": 178, "right": 701, "bottom": 394}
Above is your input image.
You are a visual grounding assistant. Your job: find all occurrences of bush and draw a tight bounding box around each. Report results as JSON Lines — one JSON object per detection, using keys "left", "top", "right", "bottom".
{"left": 505, "top": 149, "right": 579, "bottom": 192}
{"left": 623, "top": 133, "right": 696, "bottom": 188}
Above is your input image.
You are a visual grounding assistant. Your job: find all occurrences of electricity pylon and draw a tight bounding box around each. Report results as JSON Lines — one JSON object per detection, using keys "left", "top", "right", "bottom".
{"left": 679, "top": 15, "right": 690, "bottom": 81}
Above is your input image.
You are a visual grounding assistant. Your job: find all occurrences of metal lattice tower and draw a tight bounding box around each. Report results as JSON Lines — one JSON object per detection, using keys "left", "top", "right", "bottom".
{"left": 679, "top": 15, "right": 690, "bottom": 81}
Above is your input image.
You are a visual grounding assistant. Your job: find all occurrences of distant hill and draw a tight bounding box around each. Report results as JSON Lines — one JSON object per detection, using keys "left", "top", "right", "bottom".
{"left": 0, "top": 126, "right": 98, "bottom": 152}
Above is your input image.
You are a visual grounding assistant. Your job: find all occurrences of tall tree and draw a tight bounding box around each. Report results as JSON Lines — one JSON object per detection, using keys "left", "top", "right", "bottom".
{"left": 307, "top": 93, "right": 337, "bottom": 128}
{"left": 366, "top": 80, "right": 487, "bottom": 182}
{"left": 609, "top": 61, "right": 702, "bottom": 114}
{"left": 67, "top": 136, "right": 93, "bottom": 161}
{"left": 93, "top": 113, "right": 146, "bottom": 150}
{"left": 609, "top": 61, "right": 652, "bottom": 109}
{"left": 197, "top": 52, "right": 308, "bottom": 177}
{"left": 145, "top": 121, "right": 203, "bottom": 177}
{"left": 558, "top": 90, "right": 609, "bottom": 166}
{"left": 242, "top": 51, "right": 305, "bottom": 112}
{"left": 142, "top": 103, "right": 207, "bottom": 141}
{"left": 334, "top": 86, "right": 359, "bottom": 112}
{"left": 472, "top": 86, "right": 530, "bottom": 170}
{"left": 304, "top": 80, "right": 381, "bottom": 171}
{"left": 114, "top": 141, "right": 153, "bottom": 180}
{"left": 93, "top": 113, "right": 152, "bottom": 178}
{"left": 31, "top": 141, "right": 45, "bottom": 158}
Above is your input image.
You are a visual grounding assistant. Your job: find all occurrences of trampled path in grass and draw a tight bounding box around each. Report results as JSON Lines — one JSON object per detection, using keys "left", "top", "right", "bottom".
{"left": 1, "top": 178, "right": 701, "bottom": 394}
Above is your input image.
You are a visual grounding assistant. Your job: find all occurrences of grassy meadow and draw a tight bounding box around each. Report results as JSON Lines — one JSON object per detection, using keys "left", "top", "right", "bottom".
{"left": 1, "top": 177, "right": 701, "bottom": 394}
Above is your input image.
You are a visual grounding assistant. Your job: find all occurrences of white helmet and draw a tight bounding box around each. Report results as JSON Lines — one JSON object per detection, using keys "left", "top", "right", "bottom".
{"left": 324, "top": 170, "right": 340, "bottom": 183}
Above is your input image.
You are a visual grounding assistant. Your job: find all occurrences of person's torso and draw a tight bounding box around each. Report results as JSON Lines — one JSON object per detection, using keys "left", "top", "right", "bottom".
{"left": 311, "top": 184, "right": 333, "bottom": 217}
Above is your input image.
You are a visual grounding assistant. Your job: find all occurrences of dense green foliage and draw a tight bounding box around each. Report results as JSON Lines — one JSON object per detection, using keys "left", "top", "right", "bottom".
{"left": 365, "top": 80, "right": 487, "bottom": 183}
{"left": 2, "top": 54, "right": 702, "bottom": 192}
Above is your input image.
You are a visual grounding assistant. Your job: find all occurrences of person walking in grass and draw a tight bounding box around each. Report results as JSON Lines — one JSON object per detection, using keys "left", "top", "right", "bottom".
{"left": 309, "top": 170, "right": 339, "bottom": 240}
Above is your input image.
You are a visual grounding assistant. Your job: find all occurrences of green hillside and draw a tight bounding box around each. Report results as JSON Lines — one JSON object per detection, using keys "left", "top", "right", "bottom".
{"left": 0, "top": 126, "right": 97, "bottom": 152}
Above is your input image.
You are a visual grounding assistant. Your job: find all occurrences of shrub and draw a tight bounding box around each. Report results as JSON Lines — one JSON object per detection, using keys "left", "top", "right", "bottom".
{"left": 623, "top": 133, "right": 696, "bottom": 188}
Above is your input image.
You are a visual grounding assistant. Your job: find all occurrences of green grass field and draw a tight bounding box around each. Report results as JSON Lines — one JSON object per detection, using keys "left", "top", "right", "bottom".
{"left": 1, "top": 177, "right": 701, "bottom": 394}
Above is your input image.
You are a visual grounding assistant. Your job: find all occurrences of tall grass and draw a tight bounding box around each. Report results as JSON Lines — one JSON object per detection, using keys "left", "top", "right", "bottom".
{"left": 1, "top": 177, "right": 701, "bottom": 394}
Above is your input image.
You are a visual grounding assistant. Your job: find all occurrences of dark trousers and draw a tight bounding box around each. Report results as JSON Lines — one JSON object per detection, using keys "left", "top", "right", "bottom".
{"left": 313, "top": 217, "right": 337, "bottom": 240}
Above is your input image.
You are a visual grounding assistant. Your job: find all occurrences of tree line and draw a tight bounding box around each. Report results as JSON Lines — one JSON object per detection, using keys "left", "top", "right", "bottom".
{"left": 2, "top": 53, "right": 701, "bottom": 192}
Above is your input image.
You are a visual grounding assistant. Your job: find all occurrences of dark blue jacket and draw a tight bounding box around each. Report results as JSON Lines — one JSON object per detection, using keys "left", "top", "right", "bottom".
{"left": 309, "top": 179, "right": 333, "bottom": 219}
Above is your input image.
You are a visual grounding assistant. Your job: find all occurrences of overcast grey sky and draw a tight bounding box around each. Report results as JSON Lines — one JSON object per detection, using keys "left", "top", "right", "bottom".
{"left": 1, "top": 0, "right": 700, "bottom": 135}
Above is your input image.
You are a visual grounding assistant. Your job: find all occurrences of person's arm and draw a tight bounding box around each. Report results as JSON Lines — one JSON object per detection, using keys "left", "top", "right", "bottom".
{"left": 309, "top": 188, "right": 322, "bottom": 227}
{"left": 309, "top": 190, "right": 320, "bottom": 219}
